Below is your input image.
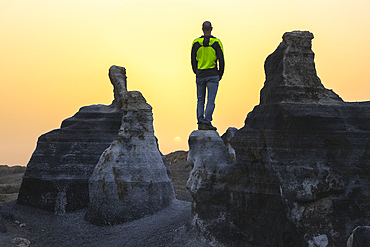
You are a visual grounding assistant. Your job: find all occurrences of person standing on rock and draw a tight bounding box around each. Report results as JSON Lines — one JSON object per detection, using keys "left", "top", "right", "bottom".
{"left": 191, "top": 21, "right": 225, "bottom": 131}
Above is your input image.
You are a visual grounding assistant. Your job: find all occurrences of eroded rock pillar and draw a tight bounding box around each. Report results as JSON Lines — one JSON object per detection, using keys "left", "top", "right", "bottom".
{"left": 85, "top": 90, "right": 175, "bottom": 225}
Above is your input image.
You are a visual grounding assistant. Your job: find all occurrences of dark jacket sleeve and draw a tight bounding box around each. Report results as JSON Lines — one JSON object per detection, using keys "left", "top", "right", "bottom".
{"left": 215, "top": 43, "right": 225, "bottom": 79}
{"left": 191, "top": 42, "right": 200, "bottom": 75}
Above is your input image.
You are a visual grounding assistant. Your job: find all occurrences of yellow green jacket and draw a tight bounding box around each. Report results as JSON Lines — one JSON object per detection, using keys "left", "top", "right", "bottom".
{"left": 191, "top": 35, "right": 225, "bottom": 79}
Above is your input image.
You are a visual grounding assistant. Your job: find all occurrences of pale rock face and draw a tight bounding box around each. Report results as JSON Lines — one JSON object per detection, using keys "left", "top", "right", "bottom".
{"left": 109, "top": 65, "right": 127, "bottom": 107}
{"left": 186, "top": 130, "right": 229, "bottom": 201}
{"left": 308, "top": 234, "right": 329, "bottom": 247}
{"left": 187, "top": 31, "right": 370, "bottom": 246}
{"left": 85, "top": 90, "right": 175, "bottom": 225}
{"left": 186, "top": 130, "right": 230, "bottom": 246}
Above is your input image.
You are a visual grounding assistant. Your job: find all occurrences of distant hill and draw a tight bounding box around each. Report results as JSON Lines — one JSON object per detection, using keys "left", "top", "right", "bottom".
{"left": 165, "top": 151, "right": 192, "bottom": 202}
{"left": 0, "top": 165, "right": 26, "bottom": 202}
{"left": 0, "top": 152, "right": 192, "bottom": 203}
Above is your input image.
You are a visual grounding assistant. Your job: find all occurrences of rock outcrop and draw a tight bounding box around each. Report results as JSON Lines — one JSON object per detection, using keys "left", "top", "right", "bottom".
{"left": 187, "top": 31, "right": 370, "bottom": 246}
{"left": 17, "top": 66, "right": 126, "bottom": 212}
{"left": 187, "top": 131, "right": 230, "bottom": 204}
{"left": 85, "top": 89, "right": 175, "bottom": 225}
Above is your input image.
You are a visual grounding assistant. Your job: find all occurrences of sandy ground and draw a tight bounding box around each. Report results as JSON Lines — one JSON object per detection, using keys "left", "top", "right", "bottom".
{"left": 0, "top": 152, "right": 198, "bottom": 246}
{"left": 0, "top": 200, "right": 210, "bottom": 247}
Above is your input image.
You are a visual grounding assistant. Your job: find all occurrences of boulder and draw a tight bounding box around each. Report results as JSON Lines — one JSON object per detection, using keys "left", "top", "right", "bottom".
{"left": 347, "top": 226, "right": 370, "bottom": 247}
{"left": 12, "top": 237, "right": 31, "bottom": 247}
{"left": 85, "top": 90, "right": 175, "bottom": 225}
{"left": 17, "top": 66, "right": 126, "bottom": 212}
{"left": 187, "top": 31, "right": 370, "bottom": 246}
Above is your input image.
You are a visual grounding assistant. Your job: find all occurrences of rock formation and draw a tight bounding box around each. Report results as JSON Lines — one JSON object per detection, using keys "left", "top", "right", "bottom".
{"left": 187, "top": 131, "right": 230, "bottom": 206}
{"left": 85, "top": 89, "right": 175, "bottom": 225}
{"left": 187, "top": 31, "right": 370, "bottom": 246}
{"left": 17, "top": 66, "right": 126, "bottom": 212}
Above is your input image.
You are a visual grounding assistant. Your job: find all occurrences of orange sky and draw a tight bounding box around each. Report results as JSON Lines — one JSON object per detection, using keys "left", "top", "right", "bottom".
{"left": 1, "top": 0, "right": 370, "bottom": 166}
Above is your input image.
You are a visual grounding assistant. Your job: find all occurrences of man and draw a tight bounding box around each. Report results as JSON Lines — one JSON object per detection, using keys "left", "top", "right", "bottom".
{"left": 191, "top": 21, "right": 225, "bottom": 131}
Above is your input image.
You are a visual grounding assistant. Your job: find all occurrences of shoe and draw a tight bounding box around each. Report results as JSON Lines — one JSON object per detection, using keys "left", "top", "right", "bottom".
{"left": 198, "top": 123, "right": 217, "bottom": 131}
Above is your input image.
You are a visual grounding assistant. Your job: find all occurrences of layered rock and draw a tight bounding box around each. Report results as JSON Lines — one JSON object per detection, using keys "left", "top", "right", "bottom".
{"left": 85, "top": 90, "right": 175, "bottom": 225}
{"left": 187, "top": 31, "right": 370, "bottom": 246}
{"left": 17, "top": 66, "right": 126, "bottom": 212}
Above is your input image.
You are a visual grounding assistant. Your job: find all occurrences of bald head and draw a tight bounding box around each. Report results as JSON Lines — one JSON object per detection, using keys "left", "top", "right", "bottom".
{"left": 202, "top": 21, "right": 212, "bottom": 35}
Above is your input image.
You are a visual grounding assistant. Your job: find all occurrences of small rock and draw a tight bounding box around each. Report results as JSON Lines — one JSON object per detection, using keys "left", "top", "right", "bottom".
{"left": 12, "top": 237, "right": 31, "bottom": 247}
{"left": 347, "top": 234, "right": 354, "bottom": 247}
{"left": 19, "top": 223, "right": 26, "bottom": 227}
{"left": 347, "top": 226, "right": 370, "bottom": 247}
{"left": 15, "top": 220, "right": 20, "bottom": 224}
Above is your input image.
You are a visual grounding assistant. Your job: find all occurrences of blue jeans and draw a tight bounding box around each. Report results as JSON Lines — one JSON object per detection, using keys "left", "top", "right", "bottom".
{"left": 196, "top": 75, "right": 219, "bottom": 124}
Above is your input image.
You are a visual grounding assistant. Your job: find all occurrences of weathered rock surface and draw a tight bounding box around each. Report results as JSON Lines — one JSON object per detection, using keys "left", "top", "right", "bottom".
{"left": 12, "top": 237, "right": 31, "bottom": 247}
{"left": 186, "top": 131, "right": 229, "bottom": 204}
{"left": 85, "top": 89, "right": 175, "bottom": 225}
{"left": 17, "top": 66, "right": 126, "bottom": 212}
{"left": 347, "top": 226, "right": 370, "bottom": 247}
{"left": 187, "top": 31, "right": 370, "bottom": 246}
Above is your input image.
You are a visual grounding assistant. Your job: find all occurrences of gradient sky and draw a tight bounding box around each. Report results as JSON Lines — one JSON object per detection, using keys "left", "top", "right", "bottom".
{"left": 1, "top": 0, "right": 369, "bottom": 166}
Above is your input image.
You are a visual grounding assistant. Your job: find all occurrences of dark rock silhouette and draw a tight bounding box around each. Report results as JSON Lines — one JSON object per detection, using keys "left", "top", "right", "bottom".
{"left": 0, "top": 214, "right": 6, "bottom": 233}
{"left": 17, "top": 66, "right": 126, "bottom": 212}
{"left": 85, "top": 87, "right": 175, "bottom": 225}
{"left": 187, "top": 31, "right": 370, "bottom": 246}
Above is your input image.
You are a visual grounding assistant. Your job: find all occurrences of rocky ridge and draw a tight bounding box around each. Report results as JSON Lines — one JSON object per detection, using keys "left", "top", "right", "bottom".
{"left": 187, "top": 31, "right": 370, "bottom": 246}
{"left": 6, "top": 30, "right": 369, "bottom": 246}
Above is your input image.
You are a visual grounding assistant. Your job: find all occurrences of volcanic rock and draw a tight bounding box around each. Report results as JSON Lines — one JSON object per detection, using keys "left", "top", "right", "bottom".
{"left": 85, "top": 90, "right": 175, "bottom": 225}
{"left": 187, "top": 31, "right": 370, "bottom": 246}
{"left": 17, "top": 66, "right": 126, "bottom": 212}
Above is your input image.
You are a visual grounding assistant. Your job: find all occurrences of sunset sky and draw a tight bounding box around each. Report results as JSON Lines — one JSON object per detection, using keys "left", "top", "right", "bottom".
{"left": 1, "top": 0, "right": 369, "bottom": 166}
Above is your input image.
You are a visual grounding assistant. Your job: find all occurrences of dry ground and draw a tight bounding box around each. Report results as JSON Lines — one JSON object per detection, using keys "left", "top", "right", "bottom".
{"left": 0, "top": 151, "right": 206, "bottom": 247}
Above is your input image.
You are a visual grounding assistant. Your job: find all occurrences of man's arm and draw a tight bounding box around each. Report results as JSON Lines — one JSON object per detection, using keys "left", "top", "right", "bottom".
{"left": 218, "top": 50, "right": 225, "bottom": 80}
{"left": 215, "top": 42, "right": 225, "bottom": 80}
{"left": 191, "top": 42, "right": 200, "bottom": 74}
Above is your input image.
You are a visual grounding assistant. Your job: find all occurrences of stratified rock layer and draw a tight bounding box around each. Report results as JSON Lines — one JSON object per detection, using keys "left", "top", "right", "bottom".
{"left": 85, "top": 90, "right": 175, "bottom": 226}
{"left": 187, "top": 31, "right": 370, "bottom": 246}
{"left": 17, "top": 66, "right": 126, "bottom": 212}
